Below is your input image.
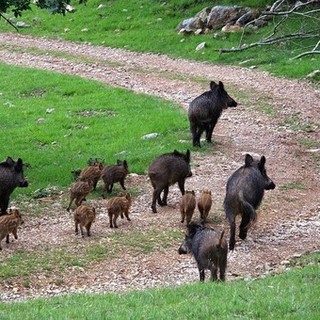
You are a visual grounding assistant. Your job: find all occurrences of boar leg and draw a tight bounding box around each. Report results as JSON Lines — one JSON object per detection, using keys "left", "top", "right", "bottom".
{"left": 109, "top": 213, "right": 114, "bottom": 228}
{"left": 199, "top": 268, "right": 205, "bottom": 282}
{"left": 219, "top": 257, "right": 227, "bottom": 281}
{"left": 239, "top": 213, "right": 251, "bottom": 240}
{"left": 79, "top": 225, "right": 85, "bottom": 237}
{"left": 119, "top": 179, "right": 126, "bottom": 190}
{"left": 227, "top": 215, "right": 236, "bottom": 251}
{"left": 113, "top": 215, "right": 118, "bottom": 228}
{"left": 124, "top": 210, "right": 131, "bottom": 221}
{"left": 0, "top": 195, "right": 10, "bottom": 215}
{"left": 86, "top": 223, "right": 92, "bottom": 237}
{"left": 161, "top": 186, "right": 169, "bottom": 206}
{"left": 75, "top": 221, "right": 79, "bottom": 235}
{"left": 177, "top": 180, "right": 186, "bottom": 196}
{"left": 210, "top": 265, "right": 218, "bottom": 281}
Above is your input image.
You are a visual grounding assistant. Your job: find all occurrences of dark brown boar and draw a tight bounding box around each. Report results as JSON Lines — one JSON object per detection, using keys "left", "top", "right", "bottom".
{"left": 67, "top": 180, "right": 93, "bottom": 211}
{"left": 188, "top": 81, "right": 237, "bottom": 147}
{"left": 178, "top": 222, "right": 228, "bottom": 282}
{"left": 0, "top": 157, "right": 28, "bottom": 215}
{"left": 197, "top": 190, "right": 212, "bottom": 222}
{"left": 0, "top": 208, "right": 24, "bottom": 250}
{"left": 180, "top": 190, "right": 196, "bottom": 225}
{"left": 107, "top": 192, "right": 132, "bottom": 228}
{"left": 148, "top": 150, "right": 192, "bottom": 213}
{"left": 73, "top": 205, "right": 96, "bottom": 237}
{"left": 79, "top": 161, "right": 104, "bottom": 190}
{"left": 224, "top": 154, "right": 275, "bottom": 250}
{"left": 101, "top": 160, "right": 129, "bottom": 195}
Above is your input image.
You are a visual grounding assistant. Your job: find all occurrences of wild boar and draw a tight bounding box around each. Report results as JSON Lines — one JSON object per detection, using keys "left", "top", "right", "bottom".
{"left": 148, "top": 149, "right": 192, "bottom": 213}
{"left": 178, "top": 222, "right": 228, "bottom": 281}
{"left": 0, "top": 157, "right": 28, "bottom": 215}
{"left": 101, "top": 160, "right": 129, "bottom": 195}
{"left": 73, "top": 205, "right": 96, "bottom": 237}
{"left": 79, "top": 161, "right": 104, "bottom": 190}
{"left": 0, "top": 208, "right": 24, "bottom": 250}
{"left": 188, "top": 81, "right": 237, "bottom": 147}
{"left": 197, "top": 190, "right": 212, "bottom": 222}
{"left": 180, "top": 190, "right": 196, "bottom": 225}
{"left": 224, "top": 154, "right": 276, "bottom": 250}
{"left": 107, "top": 192, "right": 132, "bottom": 228}
{"left": 67, "top": 180, "right": 93, "bottom": 211}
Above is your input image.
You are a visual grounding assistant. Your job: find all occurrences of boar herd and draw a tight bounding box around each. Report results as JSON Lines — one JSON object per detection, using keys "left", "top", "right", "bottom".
{"left": 0, "top": 81, "right": 277, "bottom": 284}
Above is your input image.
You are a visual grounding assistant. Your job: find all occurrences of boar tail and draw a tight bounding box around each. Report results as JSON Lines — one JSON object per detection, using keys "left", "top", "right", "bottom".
{"left": 217, "top": 229, "right": 225, "bottom": 248}
{"left": 239, "top": 191, "right": 257, "bottom": 228}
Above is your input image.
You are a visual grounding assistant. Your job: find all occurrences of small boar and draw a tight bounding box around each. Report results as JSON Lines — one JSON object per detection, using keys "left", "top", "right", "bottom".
{"left": 79, "top": 161, "right": 104, "bottom": 190}
{"left": 148, "top": 149, "right": 192, "bottom": 213}
{"left": 101, "top": 160, "right": 129, "bottom": 195}
{"left": 188, "top": 81, "right": 237, "bottom": 147}
{"left": 0, "top": 208, "right": 24, "bottom": 250}
{"left": 73, "top": 205, "right": 96, "bottom": 237}
{"left": 180, "top": 190, "right": 196, "bottom": 225}
{"left": 67, "top": 180, "right": 93, "bottom": 211}
{"left": 197, "top": 190, "right": 212, "bottom": 222}
{"left": 224, "top": 154, "right": 276, "bottom": 250}
{"left": 107, "top": 192, "right": 132, "bottom": 228}
{"left": 0, "top": 157, "right": 28, "bottom": 216}
{"left": 178, "top": 222, "right": 228, "bottom": 282}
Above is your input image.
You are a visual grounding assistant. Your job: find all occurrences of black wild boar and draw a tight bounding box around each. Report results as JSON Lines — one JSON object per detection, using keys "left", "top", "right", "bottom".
{"left": 73, "top": 205, "right": 96, "bottom": 237}
{"left": 101, "top": 160, "right": 129, "bottom": 195}
{"left": 148, "top": 150, "right": 192, "bottom": 213}
{"left": 79, "top": 161, "right": 104, "bottom": 190}
{"left": 178, "top": 222, "right": 228, "bottom": 282}
{"left": 197, "top": 190, "right": 212, "bottom": 222}
{"left": 180, "top": 190, "right": 196, "bottom": 225}
{"left": 67, "top": 180, "right": 93, "bottom": 211}
{"left": 0, "top": 208, "right": 24, "bottom": 250}
{"left": 0, "top": 157, "right": 28, "bottom": 216}
{"left": 224, "top": 154, "right": 276, "bottom": 250}
{"left": 188, "top": 81, "right": 237, "bottom": 147}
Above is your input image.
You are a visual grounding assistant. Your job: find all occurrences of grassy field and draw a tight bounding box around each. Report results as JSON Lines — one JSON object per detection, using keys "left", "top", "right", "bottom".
{"left": 1, "top": 0, "right": 319, "bottom": 80}
{"left": 0, "top": 63, "right": 194, "bottom": 196}
{"left": 0, "top": 252, "right": 319, "bottom": 319}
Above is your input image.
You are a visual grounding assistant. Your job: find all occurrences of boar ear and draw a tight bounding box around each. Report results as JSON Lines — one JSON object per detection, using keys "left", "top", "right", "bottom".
{"left": 185, "top": 149, "right": 191, "bottom": 162}
{"left": 259, "top": 156, "right": 266, "bottom": 170}
{"left": 0, "top": 157, "right": 14, "bottom": 167}
{"left": 123, "top": 160, "right": 128, "bottom": 168}
{"left": 210, "top": 81, "right": 217, "bottom": 90}
{"left": 15, "top": 158, "right": 24, "bottom": 172}
{"left": 244, "top": 154, "right": 254, "bottom": 167}
{"left": 218, "top": 81, "right": 225, "bottom": 90}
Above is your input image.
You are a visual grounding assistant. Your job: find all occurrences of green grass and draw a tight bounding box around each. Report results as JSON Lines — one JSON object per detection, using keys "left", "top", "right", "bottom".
{"left": 0, "top": 63, "right": 193, "bottom": 196}
{"left": 0, "top": 252, "right": 319, "bottom": 319}
{"left": 0, "top": 229, "right": 182, "bottom": 280}
{"left": 1, "top": 0, "right": 319, "bottom": 80}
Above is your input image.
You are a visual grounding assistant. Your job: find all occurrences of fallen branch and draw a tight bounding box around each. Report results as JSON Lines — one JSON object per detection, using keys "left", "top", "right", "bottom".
{"left": 291, "top": 39, "right": 320, "bottom": 59}
{"left": 0, "top": 13, "right": 18, "bottom": 32}
{"left": 218, "top": 32, "right": 318, "bottom": 54}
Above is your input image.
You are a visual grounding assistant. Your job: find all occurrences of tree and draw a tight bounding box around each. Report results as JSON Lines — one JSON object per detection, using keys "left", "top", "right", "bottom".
{"left": 0, "top": 0, "right": 87, "bottom": 30}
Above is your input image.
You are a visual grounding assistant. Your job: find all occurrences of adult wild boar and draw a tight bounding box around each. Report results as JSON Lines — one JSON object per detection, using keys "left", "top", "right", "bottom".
{"left": 178, "top": 222, "right": 228, "bottom": 282}
{"left": 224, "top": 154, "right": 275, "bottom": 250}
{"left": 0, "top": 157, "right": 28, "bottom": 216}
{"left": 188, "top": 81, "right": 237, "bottom": 147}
{"left": 148, "top": 150, "right": 192, "bottom": 213}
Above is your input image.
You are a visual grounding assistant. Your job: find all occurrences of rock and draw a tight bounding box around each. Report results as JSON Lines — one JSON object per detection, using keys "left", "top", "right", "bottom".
{"left": 141, "top": 133, "right": 160, "bottom": 140}
{"left": 16, "top": 21, "right": 31, "bottom": 28}
{"left": 195, "top": 42, "right": 206, "bottom": 51}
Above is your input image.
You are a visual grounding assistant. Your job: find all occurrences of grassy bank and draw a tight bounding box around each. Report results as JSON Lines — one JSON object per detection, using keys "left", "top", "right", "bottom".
{"left": 0, "top": 252, "right": 319, "bottom": 319}
{"left": 1, "top": 0, "right": 319, "bottom": 80}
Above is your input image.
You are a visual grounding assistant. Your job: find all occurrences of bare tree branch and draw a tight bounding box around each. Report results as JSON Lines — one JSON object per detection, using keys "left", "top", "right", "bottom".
{"left": 291, "top": 39, "right": 320, "bottom": 59}
{"left": 0, "top": 13, "right": 18, "bottom": 32}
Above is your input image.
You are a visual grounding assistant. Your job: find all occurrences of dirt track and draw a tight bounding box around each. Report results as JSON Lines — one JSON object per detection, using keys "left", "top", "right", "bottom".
{"left": 0, "top": 32, "right": 319, "bottom": 301}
